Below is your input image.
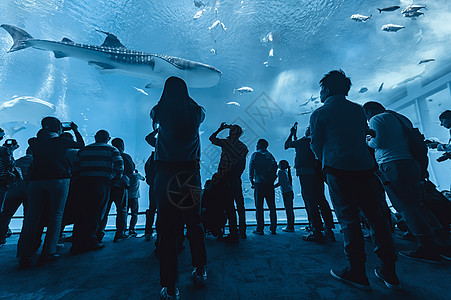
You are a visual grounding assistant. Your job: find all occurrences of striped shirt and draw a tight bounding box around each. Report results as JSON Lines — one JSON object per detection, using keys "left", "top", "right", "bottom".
{"left": 74, "top": 143, "right": 123, "bottom": 179}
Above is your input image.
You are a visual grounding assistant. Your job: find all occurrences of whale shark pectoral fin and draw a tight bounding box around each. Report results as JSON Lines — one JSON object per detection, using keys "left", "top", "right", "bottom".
{"left": 61, "top": 37, "right": 74, "bottom": 43}
{"left": 53, "top": 51, "right": 68, "bottom": 58}
{"left": 88, "top": 61, "right": 116, "bottom": 70}
{"left": 145, "top": 80, "right": 164, "bottom": 89}
{"left": 95, "top": 29, "right": 127, "bottom": 49}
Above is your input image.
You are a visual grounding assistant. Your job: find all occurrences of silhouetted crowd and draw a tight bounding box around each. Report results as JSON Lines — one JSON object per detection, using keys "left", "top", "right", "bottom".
{"left": 0, "top": 73, "right": 450, "bottom": 300}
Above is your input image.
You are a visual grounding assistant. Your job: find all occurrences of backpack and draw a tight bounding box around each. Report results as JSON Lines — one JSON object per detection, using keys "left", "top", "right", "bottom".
{"left": 389, "top": 112, "right": 429, "bottom": 180}
{"left": 254, "top": 152, "right": 278, "bottom": 183}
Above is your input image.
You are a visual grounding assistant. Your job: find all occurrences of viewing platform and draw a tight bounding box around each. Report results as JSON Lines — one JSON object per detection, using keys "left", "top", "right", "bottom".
{"left": 0, "top": 227, "right": 450, "bottom": 299}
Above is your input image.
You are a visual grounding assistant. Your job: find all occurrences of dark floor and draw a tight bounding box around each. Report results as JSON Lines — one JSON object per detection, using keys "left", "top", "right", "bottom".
{"left": 0, "top": 228, "right": 450, "bottom": 300}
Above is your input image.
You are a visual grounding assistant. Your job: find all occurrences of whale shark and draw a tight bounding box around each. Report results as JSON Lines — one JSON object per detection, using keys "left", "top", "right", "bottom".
{"left": 1, "top": 24, "right": 222, "bottom": 88}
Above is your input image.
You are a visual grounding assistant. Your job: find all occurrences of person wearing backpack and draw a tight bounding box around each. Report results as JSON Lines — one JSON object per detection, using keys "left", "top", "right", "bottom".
{"left": 249, "top": 139, "right": 278, "bottom": 235}
{"left": 364, "top": 101, "right": 450, "bottom": 262}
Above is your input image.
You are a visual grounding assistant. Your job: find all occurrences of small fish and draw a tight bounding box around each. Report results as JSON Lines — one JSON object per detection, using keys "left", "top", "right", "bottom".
{"left": 269, "top": 48, "right": 274, "bottom": 57}
{"left": 209, "top": 20, "right": 227, "bottom": 31}
{"left": 381, "top": 24, "right": 405, "bottom": 32}
{"left": 350, "top": 14, "right": 372, "bottom": 22}
{"left": 233, "top": 87, "right": 253, "bottom": 94}
{"left": 299, "top": 94, "right": 318, "bottom": 107}
{"left": 359, "top": 87, "right": 368, "bottom": 93}
{"left": 403, "top": 11, "right": 424, "bottom": 18}
{"left": 210, "top": 48, "right": 217, "bottom": 55}
{"left": 418, "top": 58, "right": 435, "bottom": 64}
{"left": 401, "top": 5, "right": 426, "bottom": 14}
{"left": 378, "top": 83, "right": 384, "bottom": 92}
{"left": 194, "top": 10, "right": 204, "bottom": 19}
{"left": 133, "top": 86, "right": 149, "bottom": 96}
{"left": 226, "top": 101, "right": 241, "bottom": 106}
{"left": 377, "top": 6, "right": 400, "bottom": 13}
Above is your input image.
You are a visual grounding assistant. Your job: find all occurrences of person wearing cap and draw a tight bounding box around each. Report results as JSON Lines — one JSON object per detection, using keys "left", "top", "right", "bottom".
{"left": 17, "top": 117, "right": 84, "bottom": 268}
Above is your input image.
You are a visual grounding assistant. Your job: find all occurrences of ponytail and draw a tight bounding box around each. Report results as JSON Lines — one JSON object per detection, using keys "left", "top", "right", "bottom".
{"left": 287, "top": 166, "right": 292, "bottom": 186}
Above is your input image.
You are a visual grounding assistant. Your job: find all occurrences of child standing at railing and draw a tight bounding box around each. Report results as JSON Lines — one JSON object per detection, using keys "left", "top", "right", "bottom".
{"left": 274, "top": 160, "right": 295, "bottom": 232}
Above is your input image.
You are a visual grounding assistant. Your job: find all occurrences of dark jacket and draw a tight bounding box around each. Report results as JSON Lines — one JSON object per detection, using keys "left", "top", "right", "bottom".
{"left": 28, "top": 130, "right": 84, "bottom": 181}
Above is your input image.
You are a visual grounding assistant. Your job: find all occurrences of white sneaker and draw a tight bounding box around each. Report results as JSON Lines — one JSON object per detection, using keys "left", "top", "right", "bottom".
{"left": 160, "top": 287, "right": 180, "bottom": 300}
{"left": 191, "top": 267, "right": 207, "bottom": 287}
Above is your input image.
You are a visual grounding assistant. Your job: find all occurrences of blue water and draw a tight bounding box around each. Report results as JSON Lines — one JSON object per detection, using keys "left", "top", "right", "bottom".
{"left": 1, "top": 1, "right": 450, "bottom": 228}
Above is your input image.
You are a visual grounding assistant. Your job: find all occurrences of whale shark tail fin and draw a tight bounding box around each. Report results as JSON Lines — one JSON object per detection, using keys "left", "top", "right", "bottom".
{"left": 1, "top": 24, "right": 34, "bottom": 52}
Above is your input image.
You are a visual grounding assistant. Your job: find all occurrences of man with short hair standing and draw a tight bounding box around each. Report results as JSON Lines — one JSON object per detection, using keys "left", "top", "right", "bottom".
{"left": 71, "top": 130, "right": 123, "bottom": 254}
{"left": 249, "top": 138, "right": 278, "bottom": 235}
{"left": 309, "top": 70, "right": 399, "bottom": 290}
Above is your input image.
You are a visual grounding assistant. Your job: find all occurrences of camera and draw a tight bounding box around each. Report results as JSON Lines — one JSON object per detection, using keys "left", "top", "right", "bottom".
{"left": 3, "top": 139, "right": 18, "bottom": 147}
{"left": 437, "top": 152, "right": 451, "bottom": 162}
{"left": 61, "top": 122, "right": 72, "bottom": 131}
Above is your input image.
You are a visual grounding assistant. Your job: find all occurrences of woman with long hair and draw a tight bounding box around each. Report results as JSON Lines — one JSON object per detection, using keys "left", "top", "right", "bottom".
{"left": 150, "top": 77, "right": 207, "bottom": 300}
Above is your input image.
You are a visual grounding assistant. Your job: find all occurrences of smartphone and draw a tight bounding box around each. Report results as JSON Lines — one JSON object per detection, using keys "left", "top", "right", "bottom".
{"left": 61, "top": 122, "right": 72, "bottom": 131}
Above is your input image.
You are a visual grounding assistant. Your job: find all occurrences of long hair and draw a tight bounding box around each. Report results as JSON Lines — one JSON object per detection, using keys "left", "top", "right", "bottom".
{"left": 150, "top": 77, "right": 199, "bottom": 127}
{"left": 279, "top": 160, "right": 292, "bottom": 186}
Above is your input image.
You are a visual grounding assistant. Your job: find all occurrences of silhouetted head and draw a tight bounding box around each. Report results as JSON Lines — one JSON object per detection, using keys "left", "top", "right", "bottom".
{"left": 112, "top": 138, "right": 125, "bottom": 152}
{"left": 95, "top": 130, "right": 110, "bottom": 143}
{"left": 439, "top": 110, "right": 451, "bottom": 129}
{"left": 362, "top": 101, "right": 386, "bottom": 121}
{"left": 256, "top": 139, "right": 269, "bottom": 151}
{"left": 0, "top": 128, "right": 4, "bottom": 141}
{"left": 161, "top": 77, "right": 190, "bottom": 104}
{"left": 319, "top": 70, "right": 352, "bottom": 102}
{"left": 228, "top": 125, "right": 243, "bottom": 140}
{"left": 41, "top": 116, "right": 62, "bottom": 134}
{"left": 279, "top": 160, "right": 289, "bottom": 170}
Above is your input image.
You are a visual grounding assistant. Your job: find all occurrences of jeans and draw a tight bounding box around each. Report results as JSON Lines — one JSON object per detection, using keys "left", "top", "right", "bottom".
{"left": 72, "top": 177, "right": 111, "bottom": 250}
{"left": 98, "top": 186, "right": 128, "bottom": 237}
{"left": 282, "top": 191, "right": 295, "bottom": 229}
{"left": 299, "top": 174, "right": 335, "bottom": 232}
{"left": 145, "top": 187, "right": 157, "bottom": 235}
{"left": 325, "top": 171, "right": 396, "bottom": 267}
{"left": 128, "top": 197, "right": 139, "bottom": 230}
{"left": 0, "top": 183, "right": 27, "bottom": 241}
{"left": 254, "top": 183, "right": 277, "bottom": 232}
{"left": 18, "top": 179, "right": 70, "bottom": 258}
{"left": 154, "top": 164, "right": 207, "bottom": 289}
{"left": 229, "top": 176, "right": 246, "bottom": 233}
{"left": 380, "top": 159, "right": 442, "bottom": 237}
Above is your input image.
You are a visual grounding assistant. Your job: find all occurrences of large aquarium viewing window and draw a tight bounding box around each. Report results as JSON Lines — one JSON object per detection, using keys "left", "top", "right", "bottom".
{"left": 0, "top": 0, "right": 450, "bottom": 229}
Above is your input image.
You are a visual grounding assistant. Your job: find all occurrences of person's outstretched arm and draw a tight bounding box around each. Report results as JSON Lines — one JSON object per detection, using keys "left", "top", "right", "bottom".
{"left": 209, "top": 122, "right": 227, "bottom": 146}
{"left": 70, "top": 122, "right": 85, "bottom": 148}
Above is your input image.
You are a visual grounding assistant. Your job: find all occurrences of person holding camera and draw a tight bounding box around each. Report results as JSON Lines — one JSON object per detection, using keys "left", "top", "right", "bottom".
{"left": 284, "top": 124, "right": 335, "bottom": 241}
{"left": 17, "top": 117, "right": 84, "bottom": 268}
{"left": 0, "top": 131, "right": 18, "bottom": 212}
{"left": 363, "top": 101, "right": 449, "bottom": 263}
{"left": 427, "top": 110, "right": 451, "bottom": 163}
{"left": 209, "top": 122, "right": 248, "bottom": 241}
